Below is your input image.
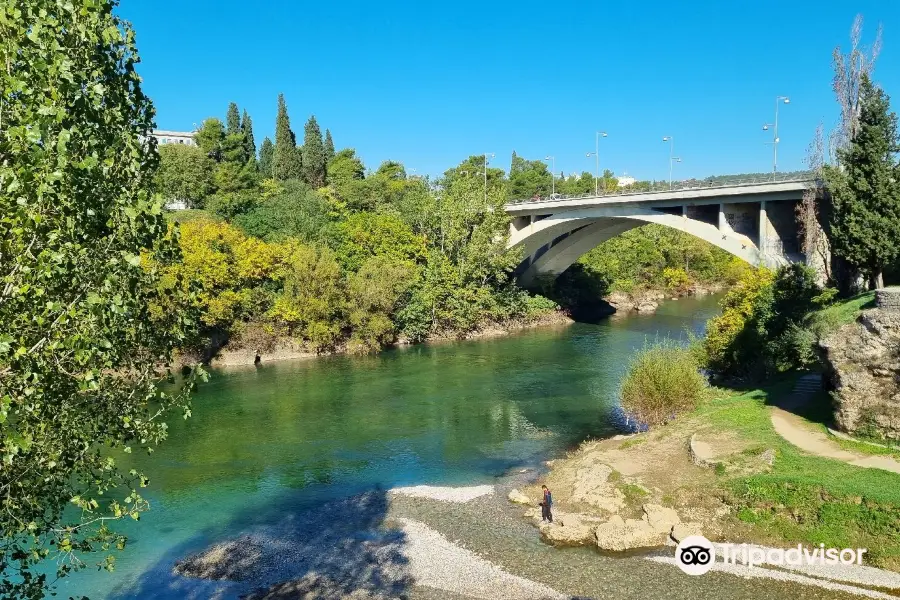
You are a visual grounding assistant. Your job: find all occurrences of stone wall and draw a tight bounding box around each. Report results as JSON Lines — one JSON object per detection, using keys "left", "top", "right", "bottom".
{"left": 819, "top": 300, "right": 900, "bottom": 441}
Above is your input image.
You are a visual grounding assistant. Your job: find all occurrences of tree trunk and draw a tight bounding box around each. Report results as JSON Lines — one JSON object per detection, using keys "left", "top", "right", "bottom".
{"left": 870, "top": 270, "right": 884, "bottom": 290}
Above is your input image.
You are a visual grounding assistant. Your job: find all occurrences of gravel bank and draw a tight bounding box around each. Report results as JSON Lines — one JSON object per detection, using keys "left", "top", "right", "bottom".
{"left": 394, "top": 518, "right": 564, "bottom": 599}
{"left": 389, "top": 485, "right": 495, "bottom": 503}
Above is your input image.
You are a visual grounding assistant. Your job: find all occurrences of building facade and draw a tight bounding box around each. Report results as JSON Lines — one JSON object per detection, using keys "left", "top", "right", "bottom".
{"left": 152, "top": 130, "right": 196, "bottom": 146}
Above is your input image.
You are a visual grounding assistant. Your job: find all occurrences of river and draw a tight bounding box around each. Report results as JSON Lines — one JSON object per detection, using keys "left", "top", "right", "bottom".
{"left": 63, "top": 295, "right": 726, "bottom": 599}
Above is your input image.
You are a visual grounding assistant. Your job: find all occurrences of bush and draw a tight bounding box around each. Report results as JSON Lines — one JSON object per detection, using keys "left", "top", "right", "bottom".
{"left": 620, "top": 340, "right": 708, "bottom": 427}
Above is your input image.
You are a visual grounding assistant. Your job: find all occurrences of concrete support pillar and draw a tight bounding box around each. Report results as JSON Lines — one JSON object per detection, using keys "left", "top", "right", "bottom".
{"left": 682, "top": 204, "right": 687, "bottom": 219}
{"left": 528, "top": 215, "right": 538, "bottom": 268}
{"left": 718, "top": 203, "right": 727, "bottom": 232}
{"left": 759, "top": 200, "right": 768, "bottom": 253}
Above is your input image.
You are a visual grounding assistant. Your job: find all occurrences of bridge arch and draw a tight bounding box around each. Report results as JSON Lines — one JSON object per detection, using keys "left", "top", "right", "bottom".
{"left": 510, "top": 206, "right": 776, "bottom": 287}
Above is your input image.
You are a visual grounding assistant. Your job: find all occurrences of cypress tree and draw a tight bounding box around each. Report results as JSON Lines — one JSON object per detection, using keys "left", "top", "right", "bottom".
{"left": 324, "top": 128, "right": 335, "bottom": 164}
{"left": 259, "top": 137, "right": 274, "bottom": 178}
{"left": 301, "top": 115, "right": 326, "bottom": 188}
{"left": 825, "top": 74, "right": 900, "bottom": 289}
{"left": 226, "top": 102, "right": 241, "bottom": 135}
{"left": 273, "top": 93, "right": 302, "bottom": 180}
{"left": 241, "top": 109, "right": 256, "bottom": 164}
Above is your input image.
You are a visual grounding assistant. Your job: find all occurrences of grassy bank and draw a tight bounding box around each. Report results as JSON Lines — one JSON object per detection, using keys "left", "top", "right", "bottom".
{"left": 699, "top": 380, "right": 900, "bottom": 570}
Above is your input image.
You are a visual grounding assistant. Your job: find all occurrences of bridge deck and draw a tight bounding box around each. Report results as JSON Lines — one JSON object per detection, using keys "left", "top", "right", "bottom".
{"left": 505, "top": 176, "right": 816, "bottom": 215}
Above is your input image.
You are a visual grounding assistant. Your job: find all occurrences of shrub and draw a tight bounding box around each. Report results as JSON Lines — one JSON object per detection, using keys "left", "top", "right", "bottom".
{"left": 663, "top": 267, "right": 690, "bottom": 291}
{"left": 620, "top": 340, "right": 708, "bottom": 427}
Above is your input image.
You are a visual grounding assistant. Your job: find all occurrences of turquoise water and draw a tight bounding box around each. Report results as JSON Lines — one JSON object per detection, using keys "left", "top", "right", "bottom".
{"left": 61, "top": 295, "right": 722, "bottom": 599}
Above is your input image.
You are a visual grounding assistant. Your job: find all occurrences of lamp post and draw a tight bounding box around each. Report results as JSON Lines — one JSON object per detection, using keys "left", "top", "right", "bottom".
{"left": 544, "top": 156, "right": 556, "bottom": 196}
{"left": 662, "top": 136, "right": 681, "bottom": 189}
{"left": 483, "top": 153, "right": 494, "bottom": 203}
{"left": 585, "top": 131, "right": 608, "bottom": 196}
{"left": 763, "top": 96, "right": 790, "bottom": 181}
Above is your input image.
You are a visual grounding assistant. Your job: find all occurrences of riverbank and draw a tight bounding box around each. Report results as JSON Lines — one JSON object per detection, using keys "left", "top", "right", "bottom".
{"left": 606, "top": 283, "right": 725, "bottom": 313}
{"left": 181, "top": 310, "right": 574, "bottom": 368}
{"left": 514, "top": 375, "right": 900, "bottom": 576}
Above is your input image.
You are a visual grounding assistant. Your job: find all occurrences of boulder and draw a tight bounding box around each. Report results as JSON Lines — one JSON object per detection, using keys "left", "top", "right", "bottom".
{"left": 508, "top": 488, "right": 533, "bottom": 505}
{"left": 538, "top": 511, "right": 603, "bottom": 546}
{"left": 642, "top": 504, "right": 680, "bottom": 534}
{"left": 636, "top": 301, "right": 659, "bottom": 313}
{"left": 820, "top": 305, "right": 900, "bottom": 441}
{"left": 670, "top": 522, "right": 704, "bottom": 544}
{"left": 595, "top": 515, "right": 666, "bottom": 551}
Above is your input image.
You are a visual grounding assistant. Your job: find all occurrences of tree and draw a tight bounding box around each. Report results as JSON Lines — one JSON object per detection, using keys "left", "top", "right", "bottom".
{"left": 0, "top": 2, "right": 198, "bottom": 597}
{"left": 241, "top": 109, "right": 257, "bottom": 166}
{"left": 824, "top": 75, "right": 900, "bottom": 289}
{"left": 259, "top": 137, "right": 275, "bottom": 177}
{"left": 194, "top": 117, "right": 226, "bottom": 161}
{"left": 324, "top": 128, "right": 335, "bottom": 164}
{"left": 507, "top": 154, "right": 551, "bottom": 200}
{"left": 273, "top": 93, "right": 302, "bottom": 180}
{"left": 301, "top": 115, "right": 326, "bottom": 188}
{"left": 157, "top": 144, "right": 216, "bottom": 207}
{"left": 226, "top": 102, "right": 241, "bottom": 136}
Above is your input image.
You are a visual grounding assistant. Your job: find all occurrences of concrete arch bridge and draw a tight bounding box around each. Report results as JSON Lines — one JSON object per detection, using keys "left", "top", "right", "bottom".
{"left": 505, "top": 175, "right": 817, "bottom": 287}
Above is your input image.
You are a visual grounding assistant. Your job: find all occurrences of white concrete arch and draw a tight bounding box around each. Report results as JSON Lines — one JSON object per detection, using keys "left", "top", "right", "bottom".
{"left": 510, "top": 206, "right": 766, "bottom": 286}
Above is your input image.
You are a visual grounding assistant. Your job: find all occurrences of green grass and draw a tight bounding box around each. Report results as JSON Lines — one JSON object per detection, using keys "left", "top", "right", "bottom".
{"left": 828, "top": 430, "right": 900, "bottom": 459}
{"left": 699, "top": 378, "right": 900, "bottom": 569}
{"left": 807, "top": 291, "right": 876, "bottom": 335}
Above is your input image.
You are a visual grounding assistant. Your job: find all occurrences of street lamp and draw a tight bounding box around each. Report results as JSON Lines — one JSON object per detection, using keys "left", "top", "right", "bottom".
{"left": 662, "top": 136, "right": 682, "bottom": 189}
{"left": 543, "top": 156, "right": 556, "bottom": 196}
{"left": 763, "top": 96, "right": 790, "bottom": 181}
{"left": 585, "top": 131, "right": 608, "bottom": 196}
{"left": 483, "top": 153, "right": 495, "bottom": 202}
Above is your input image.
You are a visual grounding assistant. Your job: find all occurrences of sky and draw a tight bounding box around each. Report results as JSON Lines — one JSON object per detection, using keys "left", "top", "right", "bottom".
{"left": 119, "top": 0, "right": 900, "bottom": 181}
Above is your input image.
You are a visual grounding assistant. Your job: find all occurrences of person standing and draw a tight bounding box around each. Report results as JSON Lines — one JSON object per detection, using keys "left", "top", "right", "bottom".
{"left": 540, "top": 484, "right": 553, "bottom": 523}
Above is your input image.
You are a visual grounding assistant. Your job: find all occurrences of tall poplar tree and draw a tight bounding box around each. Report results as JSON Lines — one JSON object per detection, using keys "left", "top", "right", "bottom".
{"left": 0, "top": 1, "right": 197, "bottom": 596}
{"left": 259, "top": 137, "right": 275, "bottom": 178}
{"left": 226, "top": 101, "right": 241, "bottom": 135}
{"left": 824, "top": 74, "right": 900, "bottom": 289}
{"left": 273, "top": 94, "right": 302, "bottom": 180}
{"left": 241, "top": 109, "right": 256, "bottom": 165}
{"left": 301, "top": 115, "right": 327, "bottom": 188}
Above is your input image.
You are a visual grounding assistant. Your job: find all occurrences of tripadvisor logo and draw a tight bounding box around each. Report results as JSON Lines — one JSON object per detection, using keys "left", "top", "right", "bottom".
{"left": 675, "top": 535, "right": 868, "bottom": 575}
{"left": 676, "top": 535, "right": 715, "bottom": 575}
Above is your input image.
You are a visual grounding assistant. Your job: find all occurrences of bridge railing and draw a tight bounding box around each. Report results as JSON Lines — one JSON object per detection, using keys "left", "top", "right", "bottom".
{"left": 507, "top": 172, "right": 817, "bottom": 205}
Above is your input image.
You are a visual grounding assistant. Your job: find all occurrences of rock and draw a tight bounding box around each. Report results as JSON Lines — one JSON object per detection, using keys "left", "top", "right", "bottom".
{"left": 607, "top": 291, "right": 635, "bottom": 311}
{"left": 507, "top": 489, "right": 532, "bottom": 505}
{"left": 636, "top": 301, "right": 659, "bottom": 313}
{"left": 642, "top": 504, "right": 680, "bottom": 533}
{"left": 569, "top": 462, "right": 626, "bottom": 513}
{"left": 689, "top": 433, "right": 720, "bottom": 467}
{"left": 759, "top": 448, "right": 776, "bottom": 466}
{"left": 538, "top": 511, "right": 604, "bottom": 546}
{"left": 820, "top": 304, "right": 900, "bottom": 441}
{"left": 670, "top": 522, "right": 704, "bottom": 543}
{"left": 595, "top": 516, "right": 666, "bottom": 551}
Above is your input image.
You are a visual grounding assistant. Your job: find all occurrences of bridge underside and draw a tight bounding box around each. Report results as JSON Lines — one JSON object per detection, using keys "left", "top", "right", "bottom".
{"left": 509, "top": 198, "right": 804, "bottom": 287}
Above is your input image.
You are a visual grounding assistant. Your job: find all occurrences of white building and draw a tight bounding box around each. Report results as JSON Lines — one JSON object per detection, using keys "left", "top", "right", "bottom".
{"left": 152, "top": 130, "right": 196, "bottom": 146}
{"left": 616, "top": 173, "right": 636, "bottom": 187}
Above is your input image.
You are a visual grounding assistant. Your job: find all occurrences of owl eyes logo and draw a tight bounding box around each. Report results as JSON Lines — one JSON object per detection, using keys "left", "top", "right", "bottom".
{"left": 675, "top": 535, "right": 716, "bottom": 575}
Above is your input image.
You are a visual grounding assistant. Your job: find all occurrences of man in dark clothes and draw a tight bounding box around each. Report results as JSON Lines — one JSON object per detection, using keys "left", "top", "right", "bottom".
{"left": 540, "top": 484, "right": 553, "bottom": 523}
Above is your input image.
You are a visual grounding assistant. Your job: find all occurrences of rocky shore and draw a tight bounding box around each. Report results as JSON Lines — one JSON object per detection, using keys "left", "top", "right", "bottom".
{"left": 606, "top": 284, "right": 723, "bottom": 314}
{"left": 181, "top": 311, "right": 573, "bottom": 368}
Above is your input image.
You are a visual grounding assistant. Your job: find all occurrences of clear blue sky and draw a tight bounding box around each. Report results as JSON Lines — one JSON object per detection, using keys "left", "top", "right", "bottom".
{"left": 120, "top": 0, "right": 900, "bottom": 181}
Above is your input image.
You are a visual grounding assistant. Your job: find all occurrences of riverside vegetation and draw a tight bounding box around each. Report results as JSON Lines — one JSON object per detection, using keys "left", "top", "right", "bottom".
{"left": 156, "top": 101, "right": 749, "bottom": 360}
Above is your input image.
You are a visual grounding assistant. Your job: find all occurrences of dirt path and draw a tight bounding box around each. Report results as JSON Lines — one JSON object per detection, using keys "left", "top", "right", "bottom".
{"left": 769, "top": 375, "right": 900, "bottom": 475}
